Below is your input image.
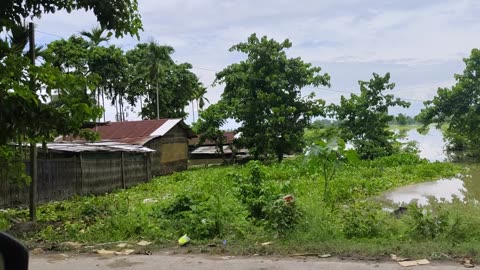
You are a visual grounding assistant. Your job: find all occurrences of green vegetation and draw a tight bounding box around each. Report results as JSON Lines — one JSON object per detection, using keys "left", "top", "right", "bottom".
{"left": 417, "top": 49, "right": 480, "bottom": 158}
{"left": 330, "top": 73, "right": 410, "bottom": 160}
{"left": 2, "top": 153, "right": 471, "bottom": 259}
{"left": 213, "top": 34, "right": 330, "bottom": 162}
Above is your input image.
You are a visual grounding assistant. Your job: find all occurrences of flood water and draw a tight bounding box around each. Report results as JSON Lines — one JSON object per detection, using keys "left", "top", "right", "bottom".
{"left": 382, "top": 127, "right": 480, "bottom": 206}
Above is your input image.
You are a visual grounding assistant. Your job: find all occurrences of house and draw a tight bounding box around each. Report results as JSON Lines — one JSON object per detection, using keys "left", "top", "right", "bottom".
{"left": 188, "top": 131, "right": 248, "bottom": 165}
{"left": 56, "top": 119, "right": 195, "bottom": 176}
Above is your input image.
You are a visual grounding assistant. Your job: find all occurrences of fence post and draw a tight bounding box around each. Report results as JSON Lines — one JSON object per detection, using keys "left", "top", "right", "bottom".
{"left": 147, "top": 153, "right": 152, "bottom": 182}
{"left": 79, "top": 153, "right": 84, "bottom": 195}
{"left": 121, "top": 152, "right": 126, "bottom": 189}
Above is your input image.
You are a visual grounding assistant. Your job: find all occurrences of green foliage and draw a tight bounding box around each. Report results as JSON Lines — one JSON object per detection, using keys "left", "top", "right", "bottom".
{"left": 192, "top": 103, "right": 229, "bottom": 159}
{"left": 125, "top": 42, "right": 202, "bottom": 119}
{"left": 1, "top": 0, "right": 142, "bottom": 38}
{"left": 304, "top": 139, "right": 359, "bottom": 202}
{"left": 417, "top": 49, "right": 480, "bottom": 158}
{"left": 0, "top": 0, "right": 141, "bottom": 185}
{"left": 330, "top": 73, "right": 410, "bottom": 159}
{"left": 267, "top": 197, "right": 302, "bottom": 236}
{"left": 1, "top": 154, "right": 465, "bottom": 255}
{"left": 0, "top": 146, "right": 29, "bottom": 184}
{"left": 392, "top": 113, "right": 417, "bottom": 126}
{"left": 215, "top": 33, "right": 330, "bottom": 162}
{"left": 407, "top": 204, "right": 449, "bottom": 240}
{"left": 341, "top": 201, "right": 386, "bottom": 239}
{"left": 230, "top": 161, "right": 302, "bottom": 235}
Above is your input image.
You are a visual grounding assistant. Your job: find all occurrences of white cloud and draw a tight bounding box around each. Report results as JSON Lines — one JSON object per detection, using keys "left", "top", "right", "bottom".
{"left": 29, "top": 0, "right": 479, "bottom": 124}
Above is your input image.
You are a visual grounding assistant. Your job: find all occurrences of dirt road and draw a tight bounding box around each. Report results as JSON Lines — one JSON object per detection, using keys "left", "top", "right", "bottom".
{"left": 31, "top": 253, "right": 468, "bottom": 270}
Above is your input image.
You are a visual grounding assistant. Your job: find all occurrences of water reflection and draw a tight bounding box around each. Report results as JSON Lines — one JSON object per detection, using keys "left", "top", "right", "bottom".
{"left": 383, "top": 178, "right": 465, "bottom": 206}
{"left": 383, "top": 127, "right": 480, "bottom": 206}
{"left": 398, "top": 128, "right": 446, "bottom": 162}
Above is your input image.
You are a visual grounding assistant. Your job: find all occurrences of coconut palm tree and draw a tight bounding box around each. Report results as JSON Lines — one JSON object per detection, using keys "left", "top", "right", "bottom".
{"left": 194, "top": 86, "right": 209, "bottom": 120}
{"left": 142, "top": 41, "right": 174, "bottom": 119}
{"left": 80, "top": 26, "right": 110, "bottom": 46}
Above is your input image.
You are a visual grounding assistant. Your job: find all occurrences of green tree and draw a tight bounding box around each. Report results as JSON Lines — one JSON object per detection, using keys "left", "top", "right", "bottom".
{"left": 330, "top": 73, "right": 410, "bottom": 159}
{"left": 1, "top": 0, "right": 142, "bottom": 38}
{"left": 417, "top": 49, "right": 480, "bottom": 156}
{"left": 396, "top": 113, "right": 408, "bottom": 125}
{"left": 80, "top": 26, "right": 110, "bottom": 46}
{"left": 192, "top": 86, "right": 210, "bottom": 122}
{"left": 88, "top": 45, "right": 130, "bottom": 121}
{"left": 192, "top": 103, "right": 228, "bottom": 161}
{"left": 215, "top": 33, "right": 330, "bottom": 162}
{"left": 126, "top": 43, "right": 201, "bottom": 119}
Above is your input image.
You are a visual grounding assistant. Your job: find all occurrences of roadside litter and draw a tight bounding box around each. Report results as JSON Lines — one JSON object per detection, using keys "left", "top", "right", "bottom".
{"left": 178, "top": 234, "right": 190, "bottom": 246}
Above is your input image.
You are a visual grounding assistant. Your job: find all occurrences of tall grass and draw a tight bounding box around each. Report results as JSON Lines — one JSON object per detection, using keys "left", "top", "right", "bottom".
{"left": 2, "top": 153, "right": 476, "bottom": 259}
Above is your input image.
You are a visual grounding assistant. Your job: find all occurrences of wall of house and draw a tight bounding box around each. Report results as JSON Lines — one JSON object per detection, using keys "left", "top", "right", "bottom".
{"left": 146, "top": 125, "right": 188, "bottom": 176}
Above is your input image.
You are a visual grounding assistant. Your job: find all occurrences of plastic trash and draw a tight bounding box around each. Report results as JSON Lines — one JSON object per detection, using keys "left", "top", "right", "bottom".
{"left": 178, "top": 234, "right": 190, "bottom": 246}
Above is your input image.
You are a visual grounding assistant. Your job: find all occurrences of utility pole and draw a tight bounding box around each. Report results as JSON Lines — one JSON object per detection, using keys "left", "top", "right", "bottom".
{"left": 28, "top": 22, "right": 38, "bottom": 222}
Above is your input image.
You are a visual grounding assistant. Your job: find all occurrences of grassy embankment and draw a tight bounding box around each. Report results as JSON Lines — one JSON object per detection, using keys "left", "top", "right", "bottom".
{"left": 1, "top": 153, "right": 476, "bottom": 260}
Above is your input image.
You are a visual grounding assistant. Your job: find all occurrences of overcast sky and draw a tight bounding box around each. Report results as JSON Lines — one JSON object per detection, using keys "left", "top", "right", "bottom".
{"left": 32, "top": 0, "right": 480, "bottom": 126}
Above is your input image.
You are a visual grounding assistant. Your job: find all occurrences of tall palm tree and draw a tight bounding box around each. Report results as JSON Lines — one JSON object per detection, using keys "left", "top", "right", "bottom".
{"left": 80, "top": 26, "right": 110, "bottom": 46}
{"left": 80, "top": 26, "right": 110, "bottom": 121}
{"left": 142, "top": 41, "right": 174, "bottom": 119}
{"left": 194, "top": 86, "right": 209, "bottom": 121}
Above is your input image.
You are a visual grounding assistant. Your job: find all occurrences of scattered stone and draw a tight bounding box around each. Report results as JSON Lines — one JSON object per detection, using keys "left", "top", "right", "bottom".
{"left": 117, "top": 243, "right": 128, "bottom": 248}
{"left": 220, "top": 256, "right": 234, "bottom": 260}
{"left": 114, "top": 249, "right": 135, "bottom": 256}
{"left": 261, "top": 241, "right": 273, "bottom": 246}
{"left": 462, "top": 257, "right": 475, "bottom": 268}
{"left": 62, "top": 241, "right": 82, "bottom": 249}
{"left": 390, "top": 254, "right": 409, "bottom": 262}
{"left": 96, "top": 249, "right": 116, "bottom": 255}
{"left": 136, "top": 240, "right": 151, "bottom": 246}
{"left": 31, "top": 248, "right": 44, "bottom": 255}
{"left": 318, "top": 254, "right": 332, "bottom": 258}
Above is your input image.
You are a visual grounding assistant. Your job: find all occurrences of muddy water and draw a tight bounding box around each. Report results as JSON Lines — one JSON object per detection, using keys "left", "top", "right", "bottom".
{"left": 383, "top": 128, "right": 480, "bottom": 206}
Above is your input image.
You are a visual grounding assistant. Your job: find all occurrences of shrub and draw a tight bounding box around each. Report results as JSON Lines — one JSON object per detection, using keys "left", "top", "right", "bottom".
{"left": 341, "top": 201, "right": 386, "bottom": 239}
{"left": 406, "top": 204, "right": 449, "bottom": 240}
{"left": 232, "top": 161, "right": 302, "bottom": 235}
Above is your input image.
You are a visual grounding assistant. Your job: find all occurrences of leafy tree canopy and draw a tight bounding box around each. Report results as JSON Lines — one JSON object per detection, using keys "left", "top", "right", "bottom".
{"left": 1, "top": 0, "right": 142, "bottom": 38}
{"left": 330, "top": 73, "right": 410, "bottom": 159}
{"left": 417, "top": 49, "right": 480, "bottom": 155}
{"left": 215, "top": 33, "right": 330, "bottom": 162}
{"left": 126, "top": 42, "right": 202, "bottom": 119}
{"left": 192, "top": 103, "right": 229, "bottom": 159}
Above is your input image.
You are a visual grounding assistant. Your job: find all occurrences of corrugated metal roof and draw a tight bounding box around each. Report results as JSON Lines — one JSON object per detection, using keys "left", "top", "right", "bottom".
{"left": 189, "top": 131, "right": 236, "bottom": 146}
{"left": 191, "top": 145, "right": 233, "bottom": 155}
{"left": 151, "top": 119, "right": 182, "bottom": 136}
{"left": 56, "top": 119, "right": 195, "bottom": 145}
{"left": 96, "top": 119, "right": 169, "bottom": 141}
{"left": 41, "top": 142, "right": 155, "bottom": 153}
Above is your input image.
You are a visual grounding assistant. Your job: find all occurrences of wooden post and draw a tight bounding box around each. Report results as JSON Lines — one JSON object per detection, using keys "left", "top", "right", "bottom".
{"left": 29, "top": 143, "right": 37, "bottom": 221}
{"left": 28, "top": 22, "right": 37, "bottom": 222}
{"left": 145, "top": 153, "right": 151, "bottom": 182}
{"left": 79, "top": 153, "right": 84, "bottom": 195}
{"left": 121, "top": 152, "right": 126, "bottom": 189}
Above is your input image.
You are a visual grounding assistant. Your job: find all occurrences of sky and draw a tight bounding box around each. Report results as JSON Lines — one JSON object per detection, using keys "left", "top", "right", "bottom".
{"left": 32, "top": 0, "right": 480, "bottom": 126}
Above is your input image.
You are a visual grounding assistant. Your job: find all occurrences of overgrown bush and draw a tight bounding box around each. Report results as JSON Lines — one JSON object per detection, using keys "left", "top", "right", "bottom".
{"left": 232, "top": 161, "right": 302, "bottom": 235}
{"left": 341, "top": 201, "right": 387, "bottom": 239}
{"left": 266, "top": 197, "right": 302, "bottom": 236}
